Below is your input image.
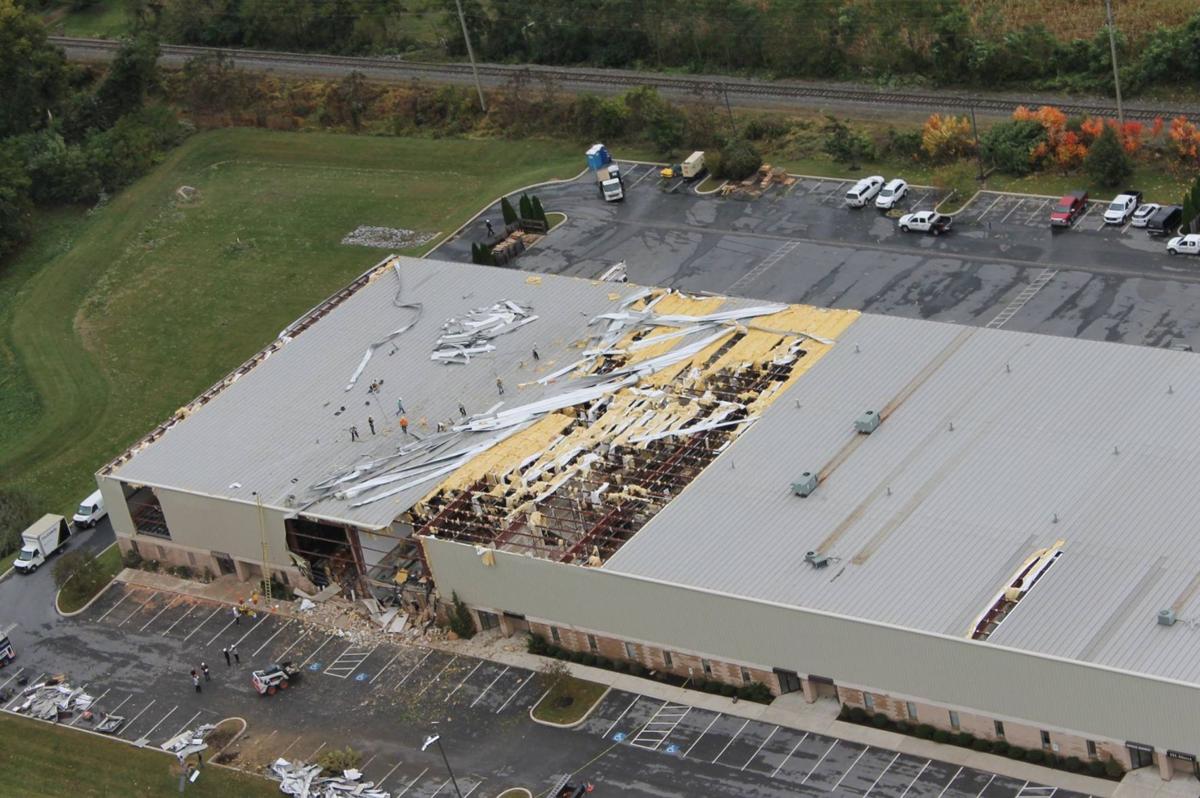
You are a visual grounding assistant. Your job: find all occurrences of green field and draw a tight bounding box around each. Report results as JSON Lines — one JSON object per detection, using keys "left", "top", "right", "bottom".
{"left": 48, "top": 0, "right": 130, "bottom": 38}
{"left": 57, "top": 544, "right": 123, "bottom": 613}
{"left": 0, "top": 129, "right": 582, "bottom": 516}
{"left": 0, "top": 713, "right": 279, "bottom": 797}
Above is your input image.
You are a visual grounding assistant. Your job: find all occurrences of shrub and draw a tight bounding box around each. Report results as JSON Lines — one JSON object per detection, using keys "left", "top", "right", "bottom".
{"left": 317, "top": 746, "right": 362, "bottom": 777}
{"left": 526, "top": 633, "right": 548, "bottom": 655}
{"left": 991, "top": 740, "right": 1010, "bottom": 756}
{"left": 914, "top": 724, "right": 935, "bottom": 739}
{"left": 1024, "top": 749, "right": 1045, "bottom": 764}
{"left": 980, "top": 119, "right": 1045, "bottom": 176}
{"left": 715, "top": 138, "right": 762, "bottom": 180}
{"left": 921, "top": 114, "right": 975, "bottom": 162}
{"left": 871, "top": 713, "right": 891, "bottom": 729}
{"left": 740, "top": 683, "right": 773, "bottom": 704}
{"left": 173, "top": 565, "right": 192, "bottom": 579}
{"left": 847, "top": 706, "right": 868, "bottom": 723}
{"left": 202, "top": 567, "right": 214, "bottom": 582}
{"left": 954, "top": 732, "right": 974, "bottom": 748}
{"left": 613, "top": 660, "right": 629, "bottom": 673}
{"left": 1103, "top": 758, "right": 1124, "bottom": 778}
{"left": 518, "top": 193, "right": 533, "bottom": 220}
{"left": 1006, "top": 746, "right": 1027, "bottom": 760}
{"left": 715, "top": 683, "right": 733, "bottom": 697}
{"left": 545, "top": 644, "right": 562, "bottom": 659}
{"left": 629, "top": 663, "right": 646, "bottom": 677}
{"left": 822, "top": 116, "right": 876, "bottom": 167}
{"left": 446, "top": 591, "right": 475, "bottom": 639}
{"left": 1084, "top": 123, "right": 1133, "bottom": 188}
{"left": 122, "top": 548, "right": 144, "bottom": 569}
{"left": 932, "top": 729, "right": 951, "bottom": 743}
{"left": 971, "top": 738, "right": 991, "bottom": 752}
{"left": 884, "top": 127, "right": 923, "bottom": 161}
{"left": 894, "top": 720, "right": 909, "bottom": 734}
{"left": 530, "top": 195, "right": 547, "bottom": 223}
{"left": 500, "top": 196, "right": 517, "bottom": 225}
{"left": 594, "top": 657, "right": 611, "bottom": 670}
{"left": 144, "top": 558, "right": 160, "bottom": 572}
{"left": 1087, "top": 759, "right": 1106, "bottom": 777}
{"left": 703, "top": 680, "right": 722, "bottom": 694}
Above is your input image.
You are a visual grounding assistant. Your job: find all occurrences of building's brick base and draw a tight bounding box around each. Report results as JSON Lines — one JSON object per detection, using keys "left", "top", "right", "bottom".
{"left": 117, "top": 535, "right": 312, "bottom": 592}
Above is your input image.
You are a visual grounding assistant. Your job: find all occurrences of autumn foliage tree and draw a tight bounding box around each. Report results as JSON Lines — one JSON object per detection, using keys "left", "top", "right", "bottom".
{"left": 1169, "top": 116, "right": 1200, "bottom": 162}
{"left": 921, "top": 114, "right": 974, "bottom": 162}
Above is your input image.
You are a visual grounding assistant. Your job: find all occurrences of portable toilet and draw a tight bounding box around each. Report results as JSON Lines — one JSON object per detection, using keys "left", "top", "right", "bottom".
{"left": 586, "top": 144, "right": 611, "bottom": 172}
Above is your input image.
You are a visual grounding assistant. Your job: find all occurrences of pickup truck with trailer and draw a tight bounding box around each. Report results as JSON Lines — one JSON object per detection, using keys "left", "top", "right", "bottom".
{"left": 586, "top": 143, "right": 624, "bottom": 202}
{"left": 13, "top": 515, "right": 71, "bottom": 574}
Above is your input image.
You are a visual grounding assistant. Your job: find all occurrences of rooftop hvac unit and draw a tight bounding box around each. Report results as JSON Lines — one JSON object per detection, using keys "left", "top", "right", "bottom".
{"left": 855, "top": 410, "right": 880, "bottom": 434}
{"left": 792, "top": 472, "right": 818, "bottom": 498}
{"left": 804, "top": 550, "right": 830, "bottom": 569}
{"left": 1158, "top": 608, "right": 1177, "bottom": 626}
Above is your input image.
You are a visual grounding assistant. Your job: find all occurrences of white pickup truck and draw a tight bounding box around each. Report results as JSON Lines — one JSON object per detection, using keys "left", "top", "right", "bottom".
{"left": 13, "top": 515, "right": 72, "bottom": 574}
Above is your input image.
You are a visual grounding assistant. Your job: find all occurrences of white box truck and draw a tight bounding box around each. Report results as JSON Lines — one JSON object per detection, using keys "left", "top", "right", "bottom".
{"left": 586, "top": 144, "right": 624, "bottom": 202}
{"left": 13, "top": 515, "right": 71, "bottom": 574}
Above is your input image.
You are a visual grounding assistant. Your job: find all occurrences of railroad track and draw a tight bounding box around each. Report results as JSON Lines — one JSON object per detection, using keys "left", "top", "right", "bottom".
{"left": 50, "top": 35, "right": 1200, "bottom": 122}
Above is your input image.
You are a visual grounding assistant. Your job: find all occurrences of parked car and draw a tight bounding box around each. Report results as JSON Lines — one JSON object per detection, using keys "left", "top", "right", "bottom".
{"left": 898, "top": 210, "right": 952, "bottom": 235}
{"left": 1132, "top": 203, "right": 1161, "bottom": 228}
{"left": 874, "top": 178, "right": 908, "bottom": 210}
{"left": 1167, "top": 234, "right": 1200, "bottom": 256}
{"left": 72, "top": 489, "right": 107, "bottom": 529}
{"left": 1103, "top": 190, "right": 1143, "bottom": 224}
{"left": 1050, "top": 191, "right": 1088, "bottom": 227}
{"left": 845, "top": 175, "right": 884, "bottom": 208}
{"left": 1147, "top": 205, "right": 1184, "bottom": 237}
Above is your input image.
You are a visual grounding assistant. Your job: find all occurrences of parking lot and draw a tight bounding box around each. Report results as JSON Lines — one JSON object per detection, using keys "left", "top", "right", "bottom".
{"left": 0, "top": 576, "right": 1095, "bottom": 797}
{"left": 436, "top": 163, "right": 1200, "bottom": 350}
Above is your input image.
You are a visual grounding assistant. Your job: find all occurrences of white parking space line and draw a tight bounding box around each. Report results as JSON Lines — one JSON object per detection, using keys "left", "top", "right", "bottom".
{"left": 6, "top": 672, "right": 44, "bottom": 709}
{"left": 395, "top": 768, "right": 429, "bottom": 797}
{"left": 910, "top": 191, "right": 932, "bottom": 209}
{"left": 275, "top": 628, "right": 310, "bottom": 661}
{"left": 802, "top": 739, "right": 838, "bottom": 783}
{"left": 1076, "top": 204, "right": 1097, "bottom": 226}
{"left": 683, "top": 713, "right": 722, "bottom": 758}
{"left": 378, "top": 758, "right": 406, "bottom": 786}
{"left": 369, "top": 650, "right": 404, "bottom": 685}
{"left": 415, "top": 655, "right": 458, "bottom": 697}
{"left": 168, "top": 710, "right": 203, "bottom": 742}
{"left": 138, "top": 595, "right": 181, "bottom": 632}
{"left": 461, "top": 781, "right": 481, "bottom": 797}
{"left": 70, "top": 688, "right": 109, "bottom": 726}
{"left": 897, "top": 759, "right": 930, "bottom": 797}
{"left": 999, "top": 199, "right": 1026, "bottom": 224}
{"left": 976, "top": 194, "right": 1004, "bottom": 221}
{"left": 770, "top": 731, "right": 808, "bottom": 777}
{"left": 1121, "top": 221, "right": 1133, "bottom": 234}
{"left": 280, "top": 735, "right": 304, "bottom": 756}
{"left": 864, "top": 752, "right": 901, "bottom": 796}
{"left": 936, "top": 766, "right": 965, "bottom": 798}
{"left": 183, "top": 606, "right": 222, "bottom": 641}
{"left": 161, "top": 603, "right": 197, "bottom": 636}
{"left": 444, "top": 661, "right": 483, "bottom": 702}
{"left": 1024, "top": 199, "right": 1050, "bottom": 225}
{"left": 360, "top": 754, "right": 377, "bottom": 770}
{"left": 430, "top": 778, "right": 452, "bottom": 796}
{"left": 251, "top": 620, "right": 293, "bottom": 658}
{"left": 0, "top": 667, "right": 26, "bottom": 691}
{"left": 299, "top": 634, "right": 335, "bottom": 668}
{"left": 310, "top": 741, "right": 328, "bottom": 759}
{"left": 831, "top": 746, "right": 869, "bottom": 792}
{"left": 118, "top": 591, "right": 159, "bottom": 627}
{"left": 96, "top": 591, "right": 133, "bottom": 622}
{"left": 139, "top": 705, "right": 178, "bottom": 741}
{"left": 121, "top": 698, "right": 156, "bottom": 732}
{"left": 227, "top": 614, "right": 270, "bottom": 650}
{"left": 629, "top": 168, "right": 656, "bottom": 189}
{"left": 396, "top": 650, "right": 434, "bottom": 688}
{"left": 975, "top": 775, "right": 996, "bottom": 796}
{"left": 1095, "top": 214, "right": 1109, "bottom": 231}
{"left": 711, "top": 718, "right": 750, "bottom": 764}
{"left": 603, "top": 695, "right": 642, "bottom": 739}
{"left": 204, "top": 614, "right": 239, "bottom": 647}
{"left": 495, "top": 672, "right": 533, "bottom": 714}
{"left": 470, "top": 666, "right": 509, "bottom": 707}
{"left": 103, "top": 693, "right": 133, "bottom": 721}
{"left": 741, "top": 725, "right": 778, "bottom": 770}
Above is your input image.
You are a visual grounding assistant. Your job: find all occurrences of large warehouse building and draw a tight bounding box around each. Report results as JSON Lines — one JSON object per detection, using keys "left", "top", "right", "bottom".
{"left": 101, "top": 255, "right": 1200, "bottom": 780}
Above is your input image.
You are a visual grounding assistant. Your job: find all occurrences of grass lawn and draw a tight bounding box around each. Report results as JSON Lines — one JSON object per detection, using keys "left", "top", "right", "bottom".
{"left": 0, "top": 713, "right": 278, "bottom": 797}
{"left": 48, "top": 0, "right": 131, "bottom": 38}
{"left": 57, "top": 544, "right": 122, "bottom": 613}
{"left": 531, "top": 676, "right": 607, "bottom": 725}
{"left": 0, "top": 129, "right": 583, "bottom": 515}
{"left": 545, "top": 211, "right": 567, "bottom": 231}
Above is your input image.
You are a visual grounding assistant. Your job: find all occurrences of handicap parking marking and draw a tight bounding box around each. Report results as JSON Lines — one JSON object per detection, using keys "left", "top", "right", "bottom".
{"left": 137, "top": 594, "right": 183, "bottom": 633}
{"left": 182, "top": 605, "right": 223, "bottom": 642}
{"left": 323, "top": 643, "right": 378, "bottom": 679}
{"left": 628, "top": 702, "right": 691, "bottom": 751}
{"left": 116, "top": 590, "right": 159, "bottom": 627}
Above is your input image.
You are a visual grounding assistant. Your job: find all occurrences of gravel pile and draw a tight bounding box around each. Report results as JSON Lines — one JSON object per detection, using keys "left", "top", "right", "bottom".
{"left": 341, "top": 226, "right": 438, "bottom": 249}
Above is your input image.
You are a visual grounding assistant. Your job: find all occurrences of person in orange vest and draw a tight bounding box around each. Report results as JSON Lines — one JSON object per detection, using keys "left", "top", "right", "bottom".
{"left": 399, "top": 415, "right": 409, "bottom": 435}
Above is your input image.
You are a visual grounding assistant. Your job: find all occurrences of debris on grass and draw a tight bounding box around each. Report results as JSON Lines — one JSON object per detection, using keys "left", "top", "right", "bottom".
{"left": 341, "top": 226, "right": 438, "bottom": 249}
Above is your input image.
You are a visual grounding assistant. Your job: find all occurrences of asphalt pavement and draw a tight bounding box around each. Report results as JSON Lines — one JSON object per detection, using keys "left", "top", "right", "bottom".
{"left": 434, "top": 165, "right": 1200, "bottom": 350}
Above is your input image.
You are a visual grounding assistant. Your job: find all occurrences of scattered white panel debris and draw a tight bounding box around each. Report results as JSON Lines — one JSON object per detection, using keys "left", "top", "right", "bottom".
{"left": 341, "top": 226, "right": 438, "bottom": 249}
{"left": 269, "top": 758, "right": 391, "bottom": 798}
{"left": 433, "top": 300, "right": 538, "bottom": 364}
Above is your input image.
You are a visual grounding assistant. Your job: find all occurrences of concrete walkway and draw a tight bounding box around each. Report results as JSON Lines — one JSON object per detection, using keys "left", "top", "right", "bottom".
{"left": 112, "top": 571, "right": 1124, "bottom": 796}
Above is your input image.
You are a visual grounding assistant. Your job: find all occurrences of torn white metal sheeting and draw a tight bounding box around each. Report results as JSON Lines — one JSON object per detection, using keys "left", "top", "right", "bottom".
{"left": 269, "top": 758, "right": 391, "bottom": 798}
{"left": 535, "top": 357, "right": 590, "bottom": 385}
{"left": 345, "top": 265, "right": 423, "bottom": 391}
{"left": 629, "top": 415, "right": 756, "bottom": 444}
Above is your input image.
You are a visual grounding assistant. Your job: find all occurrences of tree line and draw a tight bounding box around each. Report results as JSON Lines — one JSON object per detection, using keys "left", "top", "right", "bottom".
{"left": 106, "top": 0, "right": 1200, "bottom": 95}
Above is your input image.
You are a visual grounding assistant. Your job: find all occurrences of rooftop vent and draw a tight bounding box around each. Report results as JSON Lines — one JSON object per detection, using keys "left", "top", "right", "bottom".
{"left": 792, "top": 472, "right": 818, "bottom": 497}
{"left": 804, "top": 550, "right": 830, "bottom": 569}
{"left": 855, "top": 410, "right": 880, "bottom": 434}
{"left": 1158, "top": 608, "right": 1177, "bottom": 626}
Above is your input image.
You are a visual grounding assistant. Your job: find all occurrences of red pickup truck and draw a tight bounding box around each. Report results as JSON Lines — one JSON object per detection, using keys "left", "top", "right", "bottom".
{"left": 1050, "top": 190, "right": 1088, "bottom": 227}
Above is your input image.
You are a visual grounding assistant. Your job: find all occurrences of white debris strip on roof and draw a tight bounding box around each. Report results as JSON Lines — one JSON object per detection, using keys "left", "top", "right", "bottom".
{"left": 431, "top": 299, "right": 538, "bottom": 365}
{"left": 345, "top": 263, "right": 422, "bottom": 391}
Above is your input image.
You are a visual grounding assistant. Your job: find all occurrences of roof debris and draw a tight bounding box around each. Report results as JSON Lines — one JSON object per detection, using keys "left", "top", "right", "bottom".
{"left": 431, "top": 300, "right": 538, "bottom": 365}
{"left": 14, "top": 677, "right": 94, "bottom": 721}
{"left": 268, "top": 758, "right": 391, "bottom": 798}
{"left": 161, "top": 723, "right": 217, "bottom": 758}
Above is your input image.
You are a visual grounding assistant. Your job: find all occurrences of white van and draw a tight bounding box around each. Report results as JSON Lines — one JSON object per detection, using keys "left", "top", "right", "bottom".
{"left": 845, "top": 175, "right": 884, "bottom": 208}
{"left": 72, "top": 489, "right": 107, "bottom": 528}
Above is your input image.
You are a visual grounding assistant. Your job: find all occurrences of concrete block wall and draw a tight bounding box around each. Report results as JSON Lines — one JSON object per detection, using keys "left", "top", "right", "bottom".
{"left": 840, "top": 688, "right": 1133, "bottom": 770}
{"left": 527, "top": 620, "right": 776, "bottom": 689}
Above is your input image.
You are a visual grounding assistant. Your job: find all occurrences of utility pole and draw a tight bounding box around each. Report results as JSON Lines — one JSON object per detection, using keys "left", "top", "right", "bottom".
{"left": 423, "top": 734, "right": 463, "bottom": 798}
{"left": 1103, "top": 0, "right": 1124, "bottom": 125}
{"left": 454, "top": 0, "right": 487, "bottom": 113}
